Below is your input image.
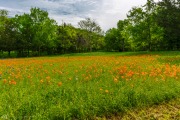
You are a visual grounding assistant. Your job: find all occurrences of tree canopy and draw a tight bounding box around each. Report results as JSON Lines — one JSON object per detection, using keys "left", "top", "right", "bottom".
{"left": 0, "top": 8, "right": 104, "bottom": 57}
{"left": 105, "top": 0, "right": 179, "bottom": 51}
{"left": 0, "top": 0, "right": 179, "bottom": 57}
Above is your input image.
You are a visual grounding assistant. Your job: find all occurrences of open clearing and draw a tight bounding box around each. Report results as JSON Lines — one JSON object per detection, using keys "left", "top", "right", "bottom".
{"left": 0, "top": 52, "right": 180, "bottom": 119}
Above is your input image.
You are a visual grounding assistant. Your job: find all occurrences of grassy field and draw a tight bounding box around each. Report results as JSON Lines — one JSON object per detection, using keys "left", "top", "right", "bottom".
{"left": 0, "top": 51, "right": 180, "bottom": 119}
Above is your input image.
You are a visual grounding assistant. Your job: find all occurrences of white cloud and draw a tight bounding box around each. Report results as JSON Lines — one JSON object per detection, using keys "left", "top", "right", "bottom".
{"left": 0, "top": 0, "right": 149, "bottom": 31}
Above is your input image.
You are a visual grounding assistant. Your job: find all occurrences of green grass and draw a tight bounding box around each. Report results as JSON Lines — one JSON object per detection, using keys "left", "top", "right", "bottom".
{"left": 0, "top": 51, "right": 179, "bottom": 119}
{"left": 1, "top": 50, "right": 179, "bottom": 58}
{"left": 98, "top": 97, "right": 180, "bottom": 120}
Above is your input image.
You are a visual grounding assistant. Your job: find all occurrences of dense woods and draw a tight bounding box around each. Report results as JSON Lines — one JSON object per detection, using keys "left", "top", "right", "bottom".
{"left": 0, "top": 0, "right": 179, "bottom": 57}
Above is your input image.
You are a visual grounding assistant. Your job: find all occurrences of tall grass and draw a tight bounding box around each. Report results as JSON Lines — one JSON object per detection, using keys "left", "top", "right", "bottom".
{"left": 0, "top": 52, "right": 180, "bottom": 119}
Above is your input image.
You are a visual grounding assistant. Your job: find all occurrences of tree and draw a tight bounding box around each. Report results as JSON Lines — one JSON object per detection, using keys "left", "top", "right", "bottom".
{"left": 0, "top": 10, "right": 8, "bottom": 52}
{"left": 126, "top": 0, "right": 164, "bottom": 51}
{"left": 117, "top": 20, "right": 126, "bottom": 51}
{"left": 120, "top": 19, "right": 136, "bottom": 51}
{"left": 75, "top": 28, "right": 89, "bottom": 52}
{"left": 0, "top": 10, "right": 17, "bottom": 56}
{"left": 29, "top": 7, "right": 57, "bottom": 55}
{"left": 78, "top": 18, "right": 103, "bottom": 51}
{"left": 104, "top": 28, "right": 120, "bottom": 51}
{"left": 14, "top": 13, "right": 33, "bottom": 56}
{"left": 56, "top": 24, "right": 76, "bottom": 53}
{"left": 78, "top": 18, "right": 102, "bottom": 34}
{"left": 156, "top": 0, "right": 180, "bottom": 50}
{"left": 105, "top": 20, "right": 130, "bottom": 52}
{"left": 13, "top": 8, "right": 57, "bottom": 56}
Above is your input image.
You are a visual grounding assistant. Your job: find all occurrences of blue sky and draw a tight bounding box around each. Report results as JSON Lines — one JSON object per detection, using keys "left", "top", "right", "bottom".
{"left": 0, "top": 0, "right": 151, "bottom": 31}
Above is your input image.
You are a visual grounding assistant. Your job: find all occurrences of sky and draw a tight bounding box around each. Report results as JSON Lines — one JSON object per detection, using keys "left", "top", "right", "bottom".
{"left": 0, "top": 0, "right": 150, "bottom": 31}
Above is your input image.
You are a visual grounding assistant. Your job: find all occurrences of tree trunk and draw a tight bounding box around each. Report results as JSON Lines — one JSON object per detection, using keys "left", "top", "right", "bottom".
{"left": 8, "top": 51, "right": 10, "bottom": 57}
{"left": 147, "top": 23, "right": 152, "bottom": 51}
{"left": 28, "top": 49, "right": 29, "bottom": 57}
{"left": 90, "top": 47, "right": 92, "bottom": 52}
{"left": 122, "top": 39, "right": 125, "bottom": 52}
{"left": 38, "top": 46, "right": 41, "bottom": 56}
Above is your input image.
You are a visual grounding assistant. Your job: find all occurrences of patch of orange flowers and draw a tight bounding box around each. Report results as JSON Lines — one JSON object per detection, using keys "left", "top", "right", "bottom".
{"left": 9, "top": 80, "right": 16, "bottom": 85}
{"left": 0, "top": 55, "right": 179, "bottom": 89}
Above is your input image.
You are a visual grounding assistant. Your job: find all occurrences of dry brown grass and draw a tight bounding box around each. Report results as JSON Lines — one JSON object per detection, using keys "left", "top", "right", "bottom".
{"left": 97, "top": 97, "right": 180, "bottom": 120}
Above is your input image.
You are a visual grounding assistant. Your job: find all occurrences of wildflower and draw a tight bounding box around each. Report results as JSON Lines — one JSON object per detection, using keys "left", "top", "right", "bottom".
{"left": 27, "top": 75, "right": 31, "bottom": 79}
{"left": 59, "top": 71, "right": 63, "bottom": 74}
{"left": 9, "top": 80, "right": 16, "bottom": 85}
{"left": 141, "top": 72, "right": 147, "bottom": 76}
{"left": 46, "top": 76, "right": 51, "bottom": 80}
{"left": 105, "top": 90, "right": 109, "bottom": 93}
{"left": 3, "top": 79, "right": 7, "bottom": 84}
{"left": 40, "top": 79, "right": 44, "bottom": 83}
{"left": 0, "top": 71, "right": 2, "bottom": 79}
{"left": 85, "top": 76, "right": 89, "bottom": 80}
{"left": 58, "top": 82, "right": 62, "bottom": 86}
{"left": 126, "top": 70, "right": 134, "bottom": 77}
{"left": 114, "top": 77, "right": 118, "bottom": 83}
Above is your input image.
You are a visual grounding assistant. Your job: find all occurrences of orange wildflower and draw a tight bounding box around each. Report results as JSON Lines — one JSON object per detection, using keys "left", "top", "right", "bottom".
{"left": 9, "top": 80, "right": 16, "bottom": 85}
{"left": 3, "top": 79, "right": 7, "bottom": 84}
{"left": 58, "top": 82, "right": 62, "bottom": 86}
{"left": 126, "top": 70, "right": 134, "bottom": 77}
{"left": 105, "top": 90, "right": 109, "bottom": 93}
{"left": 85, "top": 76, "right": 89, "bottom": 80}
{"left": 114, "top": 77, "right": 118, "bottom": 83}
{"left": 46, "top": 76, "right": 51, "bottom": 80}
{"left": 59, "top": 71, "right": 63, "bottom": 74}
{"left": 40, "top": 79, "right": 44, "bottom": 83}
{"left": 141, "top": 72, "right": 147, "bottom": 76}
{"left": 27, "top": 75, "right": 31, "bottom": 79}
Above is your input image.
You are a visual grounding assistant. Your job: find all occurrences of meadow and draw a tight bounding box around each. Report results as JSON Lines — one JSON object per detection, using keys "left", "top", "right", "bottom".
{"left": 0, "top": 52, "right": 180, "bottom": 119}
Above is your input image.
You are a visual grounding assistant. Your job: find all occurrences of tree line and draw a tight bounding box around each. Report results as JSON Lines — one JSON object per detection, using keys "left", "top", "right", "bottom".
{"left": 0, "top": 8, "right": 104, "bottom": 57}
{"left": 0, "top": 0, "right": 179, "bottom": 57}
{"left": 105, "top": 0, "right": 179, "bottom": 51}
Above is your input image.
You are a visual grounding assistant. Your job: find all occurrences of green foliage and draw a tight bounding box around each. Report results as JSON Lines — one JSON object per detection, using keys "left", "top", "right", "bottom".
{"left": 156, "top": 0, "right": 180, "bottom": 50}
{"left": 29, "top": 8, "right": 57, "bottom": 55}
{"left": 0, "top": 9, "right": 105, "bottom": 57}
{"left": 15, "top": 13, "right": 33, "bottom": 56}
{"left": 105, "top": 28, "right": 120, "bottom": 51}
{"left": 78, "top": 18, "right": 104, "bottom": 52}
{"left": 125, "top": 0, "right": 165, "bottom": 51}
{"left": 56, "top": 24, "right": 76, "bottom": 53}
{"left": 105, "top": 20, "right": 127, "bottom": 52}
{"left": 0, "top": 11, "right": 17, "bottom": 56}
{"left": 105, "top": 0, "right": 179, "bottom": 51}
{"left": 0, "top": 0, "right": 179, "bottom": 58}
